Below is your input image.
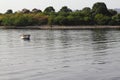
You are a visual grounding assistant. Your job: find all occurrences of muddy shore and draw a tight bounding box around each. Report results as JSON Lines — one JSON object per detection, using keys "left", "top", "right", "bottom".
{"left": 1, "top": 25, "right": 120, "bottom": 30}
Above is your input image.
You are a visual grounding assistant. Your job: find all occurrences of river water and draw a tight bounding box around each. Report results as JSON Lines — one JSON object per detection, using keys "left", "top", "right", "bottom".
{"left": 0, "top": 29, "right": 120, "bottom": 80}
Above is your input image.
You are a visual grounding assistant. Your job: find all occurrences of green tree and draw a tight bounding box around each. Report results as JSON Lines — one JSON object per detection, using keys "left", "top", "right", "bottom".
{"left": 67, "top": 15, "right": 76, "bottom": 25}
{"left": 94, "top": 14, "right": 111, "bottom": 25}
{"left": 82, "top": 7, "right": 91, "bottom": 16}
{"left": 32, "top": 13, "right": 48, "bottom": 25}
{"left": 109, "top": 9, "right": 117, "bottom": 16}
{"left": 59, "top": 6, "right": 72, "bottom": 13}
{"left": 48, "top": 15, "right": 55, "bottom": 27}
{"left": 92, "top": 2, "right": 110, "bottom": 16}
{"left": 54, "top": 15, "right": 69, "bottom": 25}
{"left": 67, "top": 15, "right": 83, "bottom": 25}
{"left": 32, "top": 8, "right": 42, "bottom": 13}
{"left": 110, "top": 14, "right": 120, "bottom": 25}
{"left": 21, "top": 8, "right": 30, "bottom": 13}
{"left": 13, "top": 14, "right": 32, "bottom": 26}
{"left": 44, "top": 6, "right": 55, "bottom": 13}
{"left": 5, "top": 9, "right": 13, "bottom": 14}
{"left": 2, "top": 15, "right": 14, "bottom": 26}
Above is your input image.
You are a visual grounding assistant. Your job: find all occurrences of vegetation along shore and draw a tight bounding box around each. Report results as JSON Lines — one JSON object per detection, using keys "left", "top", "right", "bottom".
{"left": 0, "top": 2, "right": 120, "bottom": 29}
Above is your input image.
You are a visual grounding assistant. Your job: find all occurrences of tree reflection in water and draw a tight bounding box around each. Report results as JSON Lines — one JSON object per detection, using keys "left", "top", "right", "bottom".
{"left": 91, "top": 30, "right": 109, "bottom": 65}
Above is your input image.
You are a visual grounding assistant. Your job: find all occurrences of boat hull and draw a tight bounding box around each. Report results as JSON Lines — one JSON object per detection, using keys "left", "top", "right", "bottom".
{"left": 21, "top": 35, "right": 30, "bottom": 40}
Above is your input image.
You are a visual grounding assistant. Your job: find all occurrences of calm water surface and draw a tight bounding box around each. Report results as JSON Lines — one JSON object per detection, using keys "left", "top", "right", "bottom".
{"left": 0, "top": 29, "right": 120, "bottom": 80}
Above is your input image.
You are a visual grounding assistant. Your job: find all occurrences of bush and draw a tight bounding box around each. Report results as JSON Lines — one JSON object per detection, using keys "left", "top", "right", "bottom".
{"left": 94, "top": 14, "right": 111, "bottom": 25}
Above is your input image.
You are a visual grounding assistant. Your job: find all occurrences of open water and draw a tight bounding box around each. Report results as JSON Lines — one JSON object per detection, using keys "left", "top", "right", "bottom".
{"left": 0, "top": 29, "right": 120, "bottom": 80}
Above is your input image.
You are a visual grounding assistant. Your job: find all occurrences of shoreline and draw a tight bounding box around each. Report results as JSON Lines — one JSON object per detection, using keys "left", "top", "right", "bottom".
{"left": 1, "top": 25, "right": 120, "bottom": 30}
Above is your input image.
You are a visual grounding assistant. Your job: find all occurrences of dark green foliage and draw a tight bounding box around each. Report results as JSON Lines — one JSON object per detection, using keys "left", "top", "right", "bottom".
{"left": 21, "top": 8, "right": 30, "bottom": 13}
{"left": 0, "top": 2, "right": 119, "bottom": 27}
{"left": 48, "top": 15, "right": 55, "bottom": 26}
{"left": 44, "top": 6, "right": 55, "bottom": 13}
{"left": 109, "top": 9, "right": 117, "bottom": 16}
{"left": 53, "top": 15, "right": 67, "bottom": 25}
{"left": 67, "top": 15, "right": 78, "bottom": 25}
{"left": 5, "top": 9, "right": 13, "bottom": 14}
{"left": 32, "top": 8, "right": 42, "bottom": 13}
{"left": 1, "top": 13, "right": 48, "bottom": 26}
{"left": 94, "top": 14, "right": 111, "bottom": 25}
{"left": 82, "top": 7, "right": 91, "bottom": 16}
{"left": 59, "top": 6, "right": 72, "bottom": 13}
{"left": 110, "top": 14, "right": 120, "bottom": 25}
{"left": 13, "top": 14, "right": 33, "bottom": 26}
{"left": 92, "top": 2, "right": 110, "bottom": 16}
{"left": 2, "top": 15, "right": 14, "bottom": 26}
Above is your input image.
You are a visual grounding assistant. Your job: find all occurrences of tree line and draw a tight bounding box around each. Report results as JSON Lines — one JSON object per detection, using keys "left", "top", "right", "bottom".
{"left": 0, "top": 2, "right": 120, "bottom": 27}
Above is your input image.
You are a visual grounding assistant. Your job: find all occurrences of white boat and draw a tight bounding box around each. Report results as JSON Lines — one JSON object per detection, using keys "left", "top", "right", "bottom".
{"left": 21, "top": 34, "right": 30, "bottom": 40}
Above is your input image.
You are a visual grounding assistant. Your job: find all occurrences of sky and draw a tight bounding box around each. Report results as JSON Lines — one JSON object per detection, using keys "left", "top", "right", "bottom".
{"left": 0, "top": 0, "right": 120, "bottom": 13}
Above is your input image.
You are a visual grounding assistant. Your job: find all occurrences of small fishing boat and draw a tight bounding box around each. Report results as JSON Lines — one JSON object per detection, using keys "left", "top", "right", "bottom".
{"left": 21, "top": 34, "right": 30, "bottom": 40}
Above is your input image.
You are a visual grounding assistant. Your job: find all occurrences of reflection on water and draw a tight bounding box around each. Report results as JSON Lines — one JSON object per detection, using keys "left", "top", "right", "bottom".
{"left": 0, "top": 29, "right": 120, "bottom": 80}
{"left": 90, "top": 30, "right": 109, "bottom": 65}
{"left": 91, "top": 30, "right": 108, "bottom": 51}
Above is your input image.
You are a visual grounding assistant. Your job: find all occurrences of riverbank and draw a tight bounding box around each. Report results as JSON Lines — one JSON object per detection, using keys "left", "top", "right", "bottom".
{"left": 1, "top": 25, "right": 120, "bottom": 30}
